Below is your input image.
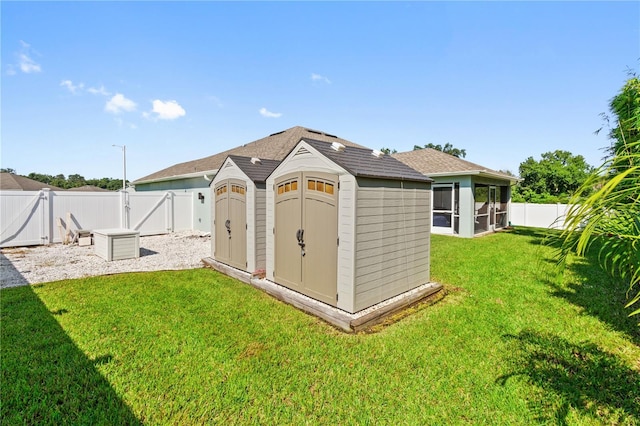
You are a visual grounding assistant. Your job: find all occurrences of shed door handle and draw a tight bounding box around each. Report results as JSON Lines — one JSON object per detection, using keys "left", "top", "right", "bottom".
{"left": 225, "top": 219, "right": 231, "bottom": 235}
{"left": 296, "top": 229, "right": 305, "bottom": 247}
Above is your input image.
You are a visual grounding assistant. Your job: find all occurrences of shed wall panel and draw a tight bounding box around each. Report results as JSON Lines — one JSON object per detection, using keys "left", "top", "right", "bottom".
{"left": 353, "top": 180, "right": 431, "bottom": 312}
{"left": 254, "top": 187, "right": 267, "bottom": 271}
{"left": 94, "top": 233, "right": 108, "bottom": 260}
{"left": 336, "top": 175, "right": 357, "bottom": 312}
{"left": 111, "top": 236, "right": 139, "bottom": 260}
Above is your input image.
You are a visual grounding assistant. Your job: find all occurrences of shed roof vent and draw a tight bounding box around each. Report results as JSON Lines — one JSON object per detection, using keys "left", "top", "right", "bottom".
{"left": 371, "top": 149, "right": 384, "bottom": 158}
{"left": 250, "top": 157, "right": 261, "bottom": 165}
{"left": 331, "top": 142, "right": 346, "bottom": 152}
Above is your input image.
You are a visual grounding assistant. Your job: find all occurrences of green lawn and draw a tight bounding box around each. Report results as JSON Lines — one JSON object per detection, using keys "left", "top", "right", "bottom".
{"left": 2, "top": 228, "right": 639, "bottom": 425}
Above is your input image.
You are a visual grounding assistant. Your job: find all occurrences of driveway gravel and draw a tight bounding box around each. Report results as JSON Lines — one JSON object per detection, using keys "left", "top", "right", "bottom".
{"left": 0, "top": 231, "right": 211, "bottom": 289}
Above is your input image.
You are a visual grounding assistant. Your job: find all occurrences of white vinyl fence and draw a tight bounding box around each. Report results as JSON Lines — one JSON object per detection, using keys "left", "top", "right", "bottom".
{"left": 0, "top": 189, "right": 194, "bottom": 248}
{"left": 509, "top": 203, "right": 572, "bottom": 230}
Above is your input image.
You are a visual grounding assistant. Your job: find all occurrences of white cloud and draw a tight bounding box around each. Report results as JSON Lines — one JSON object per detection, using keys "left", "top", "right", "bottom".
{"left": 146, "top": 99, "right": 186, "bottom": 120}
{"left": 60, "top": 80, "right": 84, "bottom": 94}
{"left": 259, "top": 107, "right": 282, "bottom": 118}
{"left": 311, "top": 73, "right": 331, "bottom": 84}
{"left": 105, "top": 93, "right": 137, "bottom": 114}
{"left": 88, "top": 85, "right": 111, "bottom": 96}
{"left": 19, "top": 53, "right": 41, "bottom": 73}
{"left": 7, "top": 41, "right": 42, "bottom": 75}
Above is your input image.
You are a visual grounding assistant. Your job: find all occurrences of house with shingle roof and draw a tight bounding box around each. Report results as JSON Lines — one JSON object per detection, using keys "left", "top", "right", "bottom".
{"left": 392, "top": 148, "right": 519, "bottom": 238}
{"left": 0, "top": 173, "right": 64, "bottom": 191}
{"left": 132, "top": 126, "right": 365, "bottom": 232}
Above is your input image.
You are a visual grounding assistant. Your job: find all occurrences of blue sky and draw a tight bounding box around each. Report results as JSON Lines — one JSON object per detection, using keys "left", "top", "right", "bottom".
{"left": 2, "top": 1, "right": 638, "bottom": 181}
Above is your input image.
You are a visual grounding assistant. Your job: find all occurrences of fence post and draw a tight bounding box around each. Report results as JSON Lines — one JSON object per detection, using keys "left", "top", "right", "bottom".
{"left": 120, "top": 190, "right": 127, "bottom": 228}
{"left": 166, "top": 192, "right": 174, "bottom": 233}
{"left": 41, "top": 189, "right": 51, "bottom": 245}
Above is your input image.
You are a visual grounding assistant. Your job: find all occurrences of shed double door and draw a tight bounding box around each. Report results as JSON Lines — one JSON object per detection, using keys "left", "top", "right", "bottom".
{"left": 214, "top": 179, "right": 247, "bottom": 270}
{"left": 274, "top": 172, "right": 338, "bottom": 306}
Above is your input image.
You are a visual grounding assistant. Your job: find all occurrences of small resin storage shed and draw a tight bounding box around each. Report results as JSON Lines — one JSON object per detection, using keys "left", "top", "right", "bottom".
{"left": 211, "top": 155, "right": 280, "bottom": 272}
{"left": 266, "top": 139, "right": 433, "bottom": 314}
{"left": 93, "top": 229, "right": 140, "bottom": 261}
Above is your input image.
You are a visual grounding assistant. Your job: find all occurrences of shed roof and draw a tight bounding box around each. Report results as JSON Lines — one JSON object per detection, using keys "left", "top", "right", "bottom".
{"left": 225, "top": 156, "right": 281, "bottom": 183}
{"left": 134, "top": 126, "right": 364, "bottom": 185}
{"left": 391, "top": 148, "right": 517, "bottom": 183}
{"left": 303, "top": 139, "right": 433, "bottom": 183}
{"left": 0, "top": 173, "right": 64, "bottom": 191}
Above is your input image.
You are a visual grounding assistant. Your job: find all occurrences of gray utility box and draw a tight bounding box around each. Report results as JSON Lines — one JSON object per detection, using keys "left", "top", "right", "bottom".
{"left": 93, "top": 229, "right": 140, "bottom": 261}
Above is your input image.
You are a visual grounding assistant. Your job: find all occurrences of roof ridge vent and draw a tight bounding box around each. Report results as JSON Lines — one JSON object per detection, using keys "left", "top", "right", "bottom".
{"left": 372, "top": 149, "right": 384, "bottom": 158}
{"left": 250, "top": 157, "right": 261, "bottom": 165}
{"left": 331, "top": 142, "right": 346, "bottom": 152}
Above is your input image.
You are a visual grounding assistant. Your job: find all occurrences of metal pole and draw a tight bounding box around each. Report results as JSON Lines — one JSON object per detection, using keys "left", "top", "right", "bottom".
{"left": 112, "top": 144, "right": 127, "bottom": 190}
{"left": 122, "top": 145, "right": 127, "bottom": 191}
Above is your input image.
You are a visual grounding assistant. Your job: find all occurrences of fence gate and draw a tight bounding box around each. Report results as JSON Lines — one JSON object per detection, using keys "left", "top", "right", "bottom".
{"left": 0, "top": 190, "right": 48, "bottom": 248}
{"left": 129, "top": 192, "right": 174, "bottom": 236}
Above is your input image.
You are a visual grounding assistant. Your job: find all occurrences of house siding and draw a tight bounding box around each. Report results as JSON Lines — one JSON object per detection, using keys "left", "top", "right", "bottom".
{"left": 353, "top": 179, "right": 431, "bottom": 312}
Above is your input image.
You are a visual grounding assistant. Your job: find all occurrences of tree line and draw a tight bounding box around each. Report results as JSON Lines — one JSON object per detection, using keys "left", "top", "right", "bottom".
{"left": 0, "top": 169, "right": 126, "bottom": 191}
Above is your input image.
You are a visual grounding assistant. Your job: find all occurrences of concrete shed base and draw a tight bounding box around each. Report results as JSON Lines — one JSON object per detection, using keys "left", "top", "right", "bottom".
{"left": 201, "top": 257, "right": 443, "bottom": 333}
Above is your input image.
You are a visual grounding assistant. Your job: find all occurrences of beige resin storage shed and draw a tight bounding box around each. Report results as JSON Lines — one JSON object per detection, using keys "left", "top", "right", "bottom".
{"left": 211, "top": 156, "right": 280, "bottom": 272}
{"left": 93, "top": 229, "right": 140, "bottom": 261}
{"left": 266, "top": 139, "right": 433, "bottom": 314}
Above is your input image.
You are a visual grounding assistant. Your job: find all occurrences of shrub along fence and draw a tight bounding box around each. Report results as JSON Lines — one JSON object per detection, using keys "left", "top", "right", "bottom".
{"left": 0, "top": 189, "right": 194, "bottom": 248}
{"left": 509, "top": 203, "right": 571, "bottom": 230}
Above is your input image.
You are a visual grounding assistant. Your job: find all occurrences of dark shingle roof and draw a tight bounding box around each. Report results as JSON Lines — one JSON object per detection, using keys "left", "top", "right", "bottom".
{"left": 392, "top": 148, "right": 516, "bottom": 182}
{"left": 0, "top": 173, "right": 64, "bottom": 191}
{"left": 67, "top": 185, "right": 112, "bottom": 192}
{"left": 133, "top": 126, "right": 364, "bottom": 184}
{"left": 226, "top": 156, "right": 281, "bottom": 183}
{"left": 303, "top": 139, "right": 432, "bottom": 183}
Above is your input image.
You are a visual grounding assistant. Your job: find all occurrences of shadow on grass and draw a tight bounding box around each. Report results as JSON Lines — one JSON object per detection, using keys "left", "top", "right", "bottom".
{"left": 1, "top": 285, "right": 141, "bottom": 425}
{"left": 506, "top": 226, "right": 563, "bottom": 248}
{"left": 508, "top": 227, "right": 640, "bottom": 342}
{"left": 498, "top": 330, "right": 640, "bottom": 425}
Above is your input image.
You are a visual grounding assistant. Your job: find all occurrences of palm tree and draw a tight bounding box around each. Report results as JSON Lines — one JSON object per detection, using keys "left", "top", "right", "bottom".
{"left": 557, "top": 78, "right": 640, "bottom": 317}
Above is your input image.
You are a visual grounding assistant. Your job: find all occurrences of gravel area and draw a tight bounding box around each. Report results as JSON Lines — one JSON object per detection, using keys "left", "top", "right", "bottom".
{"left": 0, "top": 231, "right": 211, "bottom": 289}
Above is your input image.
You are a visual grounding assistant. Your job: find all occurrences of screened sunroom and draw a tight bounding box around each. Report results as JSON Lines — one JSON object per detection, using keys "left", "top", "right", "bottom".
{"left": 393, "top": 148, "right": 518, "bottom": 238}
